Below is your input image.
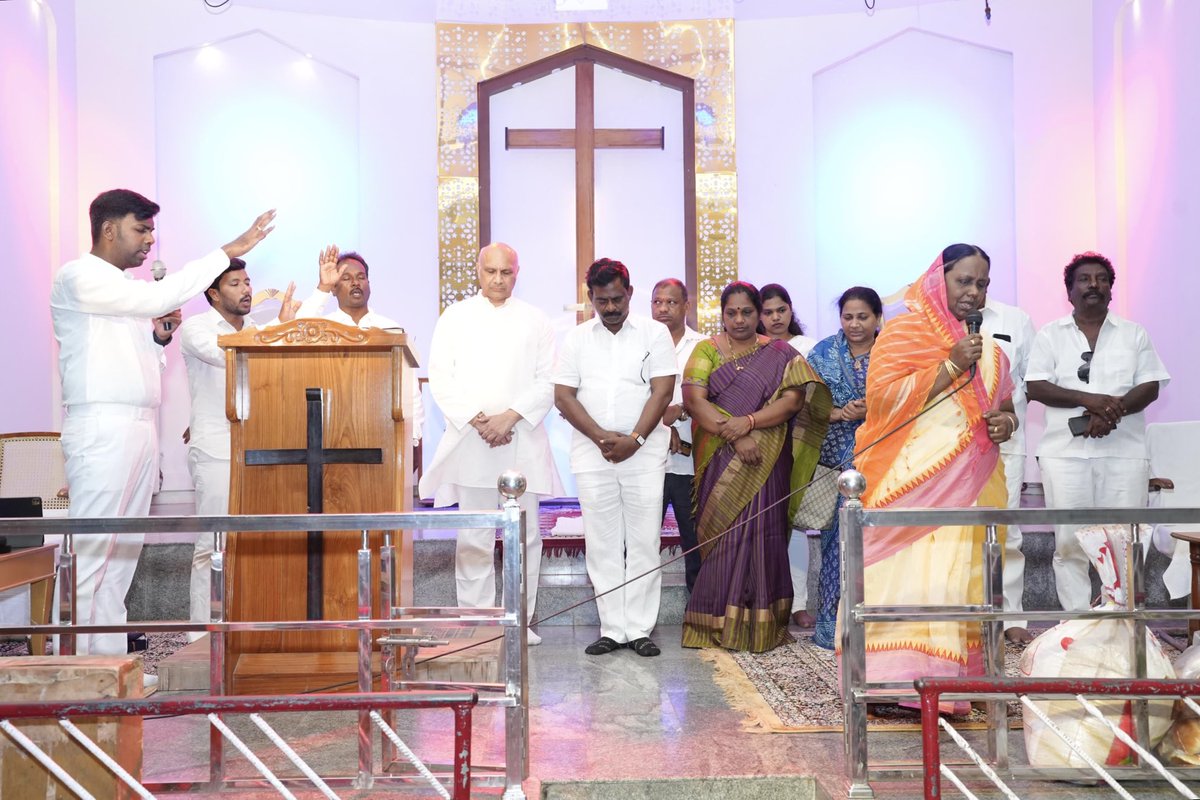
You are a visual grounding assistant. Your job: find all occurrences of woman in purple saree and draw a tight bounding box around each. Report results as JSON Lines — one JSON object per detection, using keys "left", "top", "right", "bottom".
{"left": 681, "top": 282, "right": 831, "bottom": 653}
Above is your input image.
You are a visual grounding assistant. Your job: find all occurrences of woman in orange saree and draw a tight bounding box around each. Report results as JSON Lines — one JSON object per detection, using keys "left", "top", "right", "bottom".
{"left": 841, "top": 244, "right": 1017, "bottom": 714}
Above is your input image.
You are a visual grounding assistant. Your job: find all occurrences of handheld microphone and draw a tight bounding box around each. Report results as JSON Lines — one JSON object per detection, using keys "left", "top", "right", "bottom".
{"left": 964, "top": 310, "right": 983, "bottom": 378}
{"left": 151, "top": 260, "right": 173, "bottom": 332}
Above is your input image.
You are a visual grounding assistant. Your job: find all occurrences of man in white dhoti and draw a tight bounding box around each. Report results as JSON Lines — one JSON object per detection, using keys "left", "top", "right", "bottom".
{"left": 178, "top": 259, "right": 297, "bottom": 642}
{"left": 51, "top": 188, "right": 273, "bottom": 660}
{"left": 420, "top": 243, "right": 561, "bottom": 644}
{"left": 650, "top": 278, "right": 705, "bottom": 592}
{"left": 296, "top": 247, "right": 424, "bottom": 445}
{"left": 555, "top": 259, "right": 676, "bottom": 657}
{"left": 980, "top": 293, "right": 1036, "bottom": 642}
{"left": 1027, "top": 252, "right": 1169, "bottom": 612}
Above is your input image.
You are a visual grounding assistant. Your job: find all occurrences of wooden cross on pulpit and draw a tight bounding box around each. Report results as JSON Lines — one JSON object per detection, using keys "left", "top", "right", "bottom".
{"left": 245, "top": 387, "right": 382, "bottom": 620}
{"left": 478, "top": 43, "right": 697, "bottom": 325}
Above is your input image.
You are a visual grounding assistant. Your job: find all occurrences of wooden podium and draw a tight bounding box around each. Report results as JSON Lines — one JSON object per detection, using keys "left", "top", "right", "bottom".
{"left": 219, "top": 319, "right": 416, "bottom": 695}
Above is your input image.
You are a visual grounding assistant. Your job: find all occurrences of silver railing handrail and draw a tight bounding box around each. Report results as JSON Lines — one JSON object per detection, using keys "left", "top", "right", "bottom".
{"left": 0, "top": 471, "right": 532, "bottom": 800}
{"left": 837, "top": 467, "right": 1200, "bottom": 800}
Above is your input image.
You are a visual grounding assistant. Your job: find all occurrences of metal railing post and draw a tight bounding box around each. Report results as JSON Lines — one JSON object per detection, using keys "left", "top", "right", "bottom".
{"left": 838, "top": 469, "right": 873, "bottom": 800}
{"left": 916, "top": 679, "right": 942, "bottom": 800}
{"left": 379, "top": 529, "right": 397, "bottom": 768}
{"left": 209, "top": 530, "right": 226, "bottom": 786}
{"left": 983, "top": 523, "right": 1007, "bottom": 768}
{"left": 498, "top": 470, "right": 529, "bottom": 800}
{"left": 56, "top": 532, "right": 76, "bottom": 656}
{"left": 356, "top": 529, "right": 375, "bottom": 791}
{"left": 1129, "top": 523, "right": 1150, "bottom": 754}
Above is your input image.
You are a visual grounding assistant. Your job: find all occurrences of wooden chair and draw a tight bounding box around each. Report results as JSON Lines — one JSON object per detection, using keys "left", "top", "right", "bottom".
{"left": 0, "top": 432, "right": 67, "bottom": 655}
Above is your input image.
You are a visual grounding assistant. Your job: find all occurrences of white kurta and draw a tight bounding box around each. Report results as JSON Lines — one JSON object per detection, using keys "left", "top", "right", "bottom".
{"left": 51, "top": 248, "right": 231, "bottom": 656}
{"left": 420, "top": 294, "right": 562, "bottom": 502}
{"left": 179, "top": 307, "right": 257, "bottom": 640}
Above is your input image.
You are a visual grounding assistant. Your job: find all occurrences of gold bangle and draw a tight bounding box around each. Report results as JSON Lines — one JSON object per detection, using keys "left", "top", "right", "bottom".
{"left": 944, "top": 359, "right": 962, "bottom": 379}
{"left": 747, "top": 413, "right": 756, "bottom": 431}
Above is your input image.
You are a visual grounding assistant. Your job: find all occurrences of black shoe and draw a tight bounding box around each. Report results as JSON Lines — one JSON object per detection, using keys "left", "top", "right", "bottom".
{"left": 127, "top": 632, "right": 148, "bottom": 653}
{"left": 628, "top": 637, "right": 661, "bottom": 657}
{"left": 584, "top": 636, "right": 623, "bottom": 655}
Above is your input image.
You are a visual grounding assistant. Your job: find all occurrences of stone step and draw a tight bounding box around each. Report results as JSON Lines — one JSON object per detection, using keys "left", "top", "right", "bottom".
{"left": 537, "top": 776, "right": 819, "bottom": 800}
{"left": 124, "top": 529, "right": 1186, "bottom": 627}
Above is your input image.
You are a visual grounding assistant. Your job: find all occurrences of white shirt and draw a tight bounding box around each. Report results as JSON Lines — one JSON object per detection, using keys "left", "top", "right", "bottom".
{"left": 51, "top": 249, "right": 230, "bottom": 409}
{"left": 179, "top": 307, "right": 257, "bottom": 460}
{"left": 1027, "top": 312, "right": 1170, "bottom": 459}
{"left": 981, "top": 298, "right": 1036, "bottom": 456}
{"left": 554, "top": 314, "right": 677, "bottom": 474}
{"left": 419, "top": 294, "right": 563, "bottom": 502}
{"left": 296, "top": 290, "right": 424, "bottom": 440}
{"left": 667, "top": 326, "right": 706, "bottom": 476}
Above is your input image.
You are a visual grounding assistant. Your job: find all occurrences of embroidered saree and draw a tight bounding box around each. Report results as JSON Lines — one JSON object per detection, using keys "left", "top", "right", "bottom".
{"left": 681, "top": 338, "right": 832, "bottom": 653}
{"left": 839, "top": 256, "right": 1013, "bottom": 713}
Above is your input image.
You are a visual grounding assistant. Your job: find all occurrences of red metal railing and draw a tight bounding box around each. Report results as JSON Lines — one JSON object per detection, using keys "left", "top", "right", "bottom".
{"left": 0, "top": 690, "right": 478, "bottom": 799}
{"left": 915, "top": 677, "right": 1200, "bottom": 800}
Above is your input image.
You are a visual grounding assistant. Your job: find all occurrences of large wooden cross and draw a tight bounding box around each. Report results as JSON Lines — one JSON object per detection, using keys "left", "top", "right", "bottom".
{"left": 478, "top": 44, "right": 697, "bottom": 324}
{"left": 245, "top": 388, "right": 382, "bottom": 620}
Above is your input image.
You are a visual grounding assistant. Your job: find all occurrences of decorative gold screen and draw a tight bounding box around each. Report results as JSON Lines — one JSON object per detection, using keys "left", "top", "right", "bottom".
{"left": 435, "top": 20, "right": 737, "bottom": 333}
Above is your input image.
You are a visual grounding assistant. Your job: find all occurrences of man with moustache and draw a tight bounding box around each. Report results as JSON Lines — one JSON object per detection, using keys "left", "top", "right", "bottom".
{"left": 51, "top": 188, "right": 273, "bottom": 660}
{"left": 177, "top": 260, "right": 299, "bottom": 642}
{"left": 1026, "top": 252, "right": 1169, "bottom": 612}
{"left": 420, "top": 243, "right": 562, "bottom": 644}
{"left": 650, "top": 278, "right": 705, "bottom": 592}
{"left": 555, "top": 259, "right": 676, "bottom": 657}
{"left": 297, "top": 247, "right": 424, "bottom": 446}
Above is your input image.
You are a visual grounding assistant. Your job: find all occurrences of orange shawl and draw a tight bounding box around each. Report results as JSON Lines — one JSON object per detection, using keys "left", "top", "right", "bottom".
{"left": 852, "top": 254, "right": 1013, "bottom": 567}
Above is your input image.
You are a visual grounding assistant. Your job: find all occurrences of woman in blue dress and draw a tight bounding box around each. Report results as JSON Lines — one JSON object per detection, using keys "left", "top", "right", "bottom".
{"left": 806, "top": 286, "right": 883, "bottom": 650}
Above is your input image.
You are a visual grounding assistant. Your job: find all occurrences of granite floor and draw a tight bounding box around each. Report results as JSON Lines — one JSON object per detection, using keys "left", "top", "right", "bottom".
{"left": 137, "top": 623, "right": 1197, "bottom": 800}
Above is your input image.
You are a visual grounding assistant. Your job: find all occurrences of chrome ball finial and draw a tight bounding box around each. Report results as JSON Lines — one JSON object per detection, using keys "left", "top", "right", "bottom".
{"left": 497, "top": 470, "right": 527, "bottom": 500}
{"left": 838, "top": 469, "right": 867, "bottom": 500}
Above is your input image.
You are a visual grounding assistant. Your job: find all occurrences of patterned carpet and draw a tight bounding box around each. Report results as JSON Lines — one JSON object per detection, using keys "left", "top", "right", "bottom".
{"left": 704, "top": 631, "right": 1028, "bottom": 733}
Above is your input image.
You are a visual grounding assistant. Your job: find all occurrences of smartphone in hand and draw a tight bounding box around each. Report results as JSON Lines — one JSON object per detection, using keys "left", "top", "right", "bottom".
{"left": 1068, "top": 413, "right": 1091, "bottom": 437}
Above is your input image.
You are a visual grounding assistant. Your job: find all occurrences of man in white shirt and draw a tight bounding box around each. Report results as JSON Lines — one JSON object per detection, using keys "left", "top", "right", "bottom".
{"left": 50, "top": 188, "right": 273, "bottom": 657}
{"left": 420, "top": 243, "right": 562, "bottom": 644}
{"left": 555, "top": 259, "right": 676, "bottom": 657}
{"left": 650, "top": 278, "right": 705, "bottom": 592}
{"left": 1027, "top": 252, "right": 1170, "bottom": 612}
{"left": 177, "top": 259, "right": 298, "bottom": 642}
{"left": 980, "top": 294, "right": 1037, "bottom": 642}
{"left": 296, "top": 248, "right": 424, "bottom": 445}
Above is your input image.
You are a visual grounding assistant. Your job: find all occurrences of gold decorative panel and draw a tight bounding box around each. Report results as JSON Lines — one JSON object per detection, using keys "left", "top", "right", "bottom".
{"left": 436, "top": 19, "right": 737, "bottom": 333}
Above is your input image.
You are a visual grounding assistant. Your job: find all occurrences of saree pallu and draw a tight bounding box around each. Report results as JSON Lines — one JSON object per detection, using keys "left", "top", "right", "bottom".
{"left": 837, "top": 256, "right": 1013, "bottom": 713}
{"left": 681, "top": 339, "right": 831, "bottom": 653}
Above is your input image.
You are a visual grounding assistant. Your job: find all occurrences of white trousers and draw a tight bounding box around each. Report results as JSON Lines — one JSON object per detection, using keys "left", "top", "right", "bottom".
{"left": 1000, "top": 452, "right": 1026, "bottom": 629}
{"left": 187, "top": 448, "right": 230, "bottom": 642}
{"left": 1039, "top": 455, "right": 1149, "bottom": 612}
{"left": 454, "top": 487, "right": 541, "bottom": 624}
{"left": 575, "top": 467, "right": 664, "bottom": 643}
{"left": 788, "top": 531, "right": 810, "bottom": 609}
{"left": 61, "top": 409, "right": 157, "bottom": 656}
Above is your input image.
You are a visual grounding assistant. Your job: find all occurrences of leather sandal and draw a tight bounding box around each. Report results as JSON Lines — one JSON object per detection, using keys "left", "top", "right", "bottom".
{"left": 628, "top": 637, "right": 661, "bottom": 657}
{"left": 585, "top": 636, "right": 623, "bottom": 655}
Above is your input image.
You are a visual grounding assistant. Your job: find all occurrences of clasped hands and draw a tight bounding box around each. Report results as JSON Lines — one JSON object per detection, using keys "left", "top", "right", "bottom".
{"left": 717, "top": 414, "right": 762, "bottom": 467}
{"left": 1078, "top": 393, "right": 1126, "bottom": 438}
{"left": 472, "top": 409, "right": 519, "bottom": 448}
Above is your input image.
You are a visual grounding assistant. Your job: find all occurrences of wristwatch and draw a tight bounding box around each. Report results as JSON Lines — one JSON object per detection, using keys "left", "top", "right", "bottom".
{"left": 632, "top": 432, "right": 646, "bottom": 447}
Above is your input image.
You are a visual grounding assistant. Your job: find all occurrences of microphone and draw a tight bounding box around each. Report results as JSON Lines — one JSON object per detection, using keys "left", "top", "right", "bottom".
{"left": 964, "top": 310, "right": 983, "bottom": 378}
{"left": 151, "top": 260, "right": 173, "bottom": 332}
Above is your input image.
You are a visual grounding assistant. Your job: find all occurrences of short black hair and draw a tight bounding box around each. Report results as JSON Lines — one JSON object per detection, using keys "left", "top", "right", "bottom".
{"left": 89, "top": 189, "right": 160, "bottom": 245}
{"left": 586, "top": 258, "right": 631, "bottom": 291}
{"left": 339, "top": 251, "right": 369, "bottom": 276}
{"left": 1063, "top": 251, "right": 1116, "bottom": 292}
{"left": 757, "top": 282, "right": 803, "bottom": 335}
{"left": 721, "top": 281, "right": 762, "bottom": 314}
{"left": 652, "top": 277, "right": 688, "bottom": 301}
{"left": 204, "top": 258, "right": 248, "bottom": 306}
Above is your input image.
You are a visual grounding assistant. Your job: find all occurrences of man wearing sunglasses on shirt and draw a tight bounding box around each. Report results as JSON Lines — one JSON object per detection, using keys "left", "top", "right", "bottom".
{"left": 1026, "top": 251, "right": 1169, "bottom": 613}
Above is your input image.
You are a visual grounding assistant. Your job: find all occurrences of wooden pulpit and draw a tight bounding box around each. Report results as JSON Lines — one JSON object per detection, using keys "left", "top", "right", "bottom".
{"left": 219, "top": 319, "right": 416, "bottom": 694}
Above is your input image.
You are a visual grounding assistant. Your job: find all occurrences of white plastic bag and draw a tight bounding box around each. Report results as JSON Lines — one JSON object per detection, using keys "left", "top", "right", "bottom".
{"left": 1158, "top": 643, "right": 1200, "bottom": 765}
{"left": 1020, "top": 525, "right": 1176, "bottom": 768}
